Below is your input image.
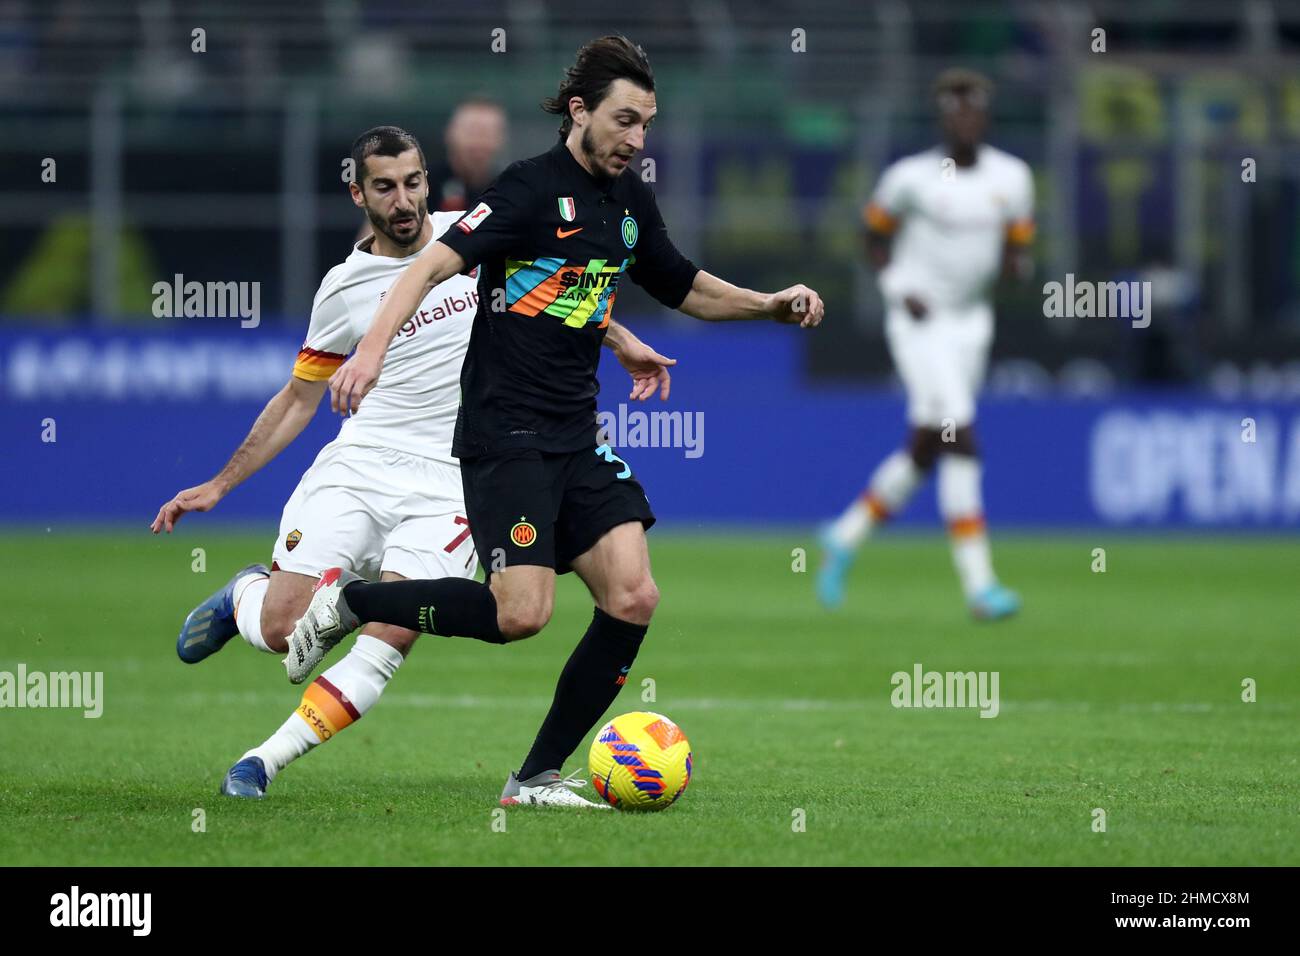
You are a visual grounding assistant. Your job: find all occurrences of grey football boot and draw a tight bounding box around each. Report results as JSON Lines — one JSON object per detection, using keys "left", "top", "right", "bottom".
{"left": 499, "top": 769, "right": 610, "bottom": 809}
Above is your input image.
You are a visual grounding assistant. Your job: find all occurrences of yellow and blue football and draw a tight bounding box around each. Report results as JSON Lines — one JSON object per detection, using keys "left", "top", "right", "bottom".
{"left": 588, "top": 711, "right": 692, "bottom": 811}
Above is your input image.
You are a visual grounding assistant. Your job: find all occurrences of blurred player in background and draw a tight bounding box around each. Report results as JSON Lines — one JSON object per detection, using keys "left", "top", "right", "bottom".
{"left": 429, "top": 95, "right": 508, "bottom": 212}
{"left": 818, "top": 68, "right": 1034, "bottom": 620}
{"left": 151, "top": 127, "right": 480, "bottom": 797}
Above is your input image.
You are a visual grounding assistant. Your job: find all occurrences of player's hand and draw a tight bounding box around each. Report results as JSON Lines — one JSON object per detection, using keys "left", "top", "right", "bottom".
{"left": 767, "top": 285, "right": 825, "bottom": 328}
{"left": 903, "top": 295, "right": 929, "bottom": 321}
{"left": 613, "top": 338, "right": 677, "bottom": 402}
{"left": 150, "top": 481, "right": 225, "bottom": 534}
{"left": 329, "top": 350, "right": 383, "bottom": 416}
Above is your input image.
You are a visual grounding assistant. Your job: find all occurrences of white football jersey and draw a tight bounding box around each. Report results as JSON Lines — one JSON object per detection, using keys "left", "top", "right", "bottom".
{"left": 292, "top": 212, "right": 478, "bottom": 463}
{"left": 866, "top": 144, "right": 1034, "bottom": 311}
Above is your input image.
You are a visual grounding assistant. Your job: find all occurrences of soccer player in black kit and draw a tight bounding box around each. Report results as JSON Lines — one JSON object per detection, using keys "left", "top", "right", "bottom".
{"left": 288, "top": 36, "right": 825, "bottom": 807}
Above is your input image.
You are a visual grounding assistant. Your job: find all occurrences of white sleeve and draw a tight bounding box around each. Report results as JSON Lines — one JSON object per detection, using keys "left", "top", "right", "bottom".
{"left": 430, "top": 210, "right": 466, "bottom": 241}
{"left": 292, "top": 275, "right": 358, "bottom": 381}
{"left": 865, "top": 159, "right": 913, "bottom": 230}
{"left": 1004, "top": 161, "right": 1036, "bottom": 244}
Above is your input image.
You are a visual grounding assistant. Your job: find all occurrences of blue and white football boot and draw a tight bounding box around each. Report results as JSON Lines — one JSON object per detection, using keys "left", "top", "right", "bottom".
{"left": 969, "top": 584, "right": 1021, "bottom": 621}
{"left": 220, "top": 756, "right": 269, "bottom": 799}
{"left": 176, "top": 563, "right": 269, "bottom": 663}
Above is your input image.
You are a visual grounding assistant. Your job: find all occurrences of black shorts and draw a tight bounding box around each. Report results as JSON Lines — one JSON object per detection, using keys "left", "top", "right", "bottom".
{"left": 460, "top": 445, "right": 656, "bottom": 576}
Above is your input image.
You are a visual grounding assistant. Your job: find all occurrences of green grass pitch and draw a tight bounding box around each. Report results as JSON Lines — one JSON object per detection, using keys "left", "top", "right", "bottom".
{"left": 1, "top": 529, "right": 1296, "bottom": 866}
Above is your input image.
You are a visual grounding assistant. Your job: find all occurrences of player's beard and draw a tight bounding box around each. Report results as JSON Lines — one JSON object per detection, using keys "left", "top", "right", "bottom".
{"left": 581, "top": 127, "right": 625, "bottom": 180}
{"left": 366, "top": 198, "right": 427, "bottom": 248}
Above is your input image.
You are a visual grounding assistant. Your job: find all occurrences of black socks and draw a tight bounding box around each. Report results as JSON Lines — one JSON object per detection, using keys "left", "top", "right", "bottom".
{"left": 342, "top": 578, "right": 505, "bottom": 644}
{"left": 518, "top": 608, "right": 648, "bottom": 780}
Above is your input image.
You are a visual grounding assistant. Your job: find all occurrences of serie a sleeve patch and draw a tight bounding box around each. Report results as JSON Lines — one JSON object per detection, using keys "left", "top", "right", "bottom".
{"left": 456, "top": 202, "right": 493, "bottom": 233}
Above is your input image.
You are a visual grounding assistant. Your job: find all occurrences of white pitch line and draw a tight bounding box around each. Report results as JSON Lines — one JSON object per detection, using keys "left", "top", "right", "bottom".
{"left": 93, "top": 690, "right": 1286, "bottom": 715}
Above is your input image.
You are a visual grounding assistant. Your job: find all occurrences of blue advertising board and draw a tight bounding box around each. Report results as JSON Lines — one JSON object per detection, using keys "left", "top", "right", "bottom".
{"left": 3, "top": 325, "right": 1298, "bottom": 530}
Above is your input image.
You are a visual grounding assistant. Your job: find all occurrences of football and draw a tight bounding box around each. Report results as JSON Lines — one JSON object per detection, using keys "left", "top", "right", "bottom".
{"left": 588, "top": 711, "right": 692, "bottom": 811}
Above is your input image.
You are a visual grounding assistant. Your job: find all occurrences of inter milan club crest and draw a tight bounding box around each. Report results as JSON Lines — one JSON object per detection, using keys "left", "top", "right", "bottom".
{"left": 510, "top": 518, "right": 537, "bottom": 547}
{"left": 621, "top": 214, "right": 638, "bottom": 248}
{"left": 558, "top": 197, "right": 576, "bottom": 222}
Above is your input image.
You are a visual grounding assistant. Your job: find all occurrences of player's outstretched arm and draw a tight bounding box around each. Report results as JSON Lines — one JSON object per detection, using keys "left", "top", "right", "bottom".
{"left": 150, "top": 377, "right": 327, "bottom": 533}
{"left": 677, "top": 270, "right": 824, "bottom": 328}
{"left": 603, "top": 319, "right": 677, "bottom": 402}
{"left": 328, "top": 239, "right": 466, "bottom": 416}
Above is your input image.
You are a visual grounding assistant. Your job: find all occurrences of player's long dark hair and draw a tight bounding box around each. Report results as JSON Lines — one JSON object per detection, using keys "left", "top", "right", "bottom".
{"left": 542, "top": 35, "right": 655, "bottom": 141}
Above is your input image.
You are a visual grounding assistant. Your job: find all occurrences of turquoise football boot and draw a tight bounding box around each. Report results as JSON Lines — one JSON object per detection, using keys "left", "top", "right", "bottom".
{"left": 969, "top": 584, "right": 1021, "bottom": 621}
{"left": 815, "top": 525, "right": 855, "bottom": 609}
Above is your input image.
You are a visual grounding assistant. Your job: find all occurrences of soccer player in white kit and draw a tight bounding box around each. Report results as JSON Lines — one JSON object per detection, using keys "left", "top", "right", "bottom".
{"left": 151, "top": 128, "right": 479, "bottom": 796}
{"left": 818, "top": 69, "right": 1034, "bottom": 620}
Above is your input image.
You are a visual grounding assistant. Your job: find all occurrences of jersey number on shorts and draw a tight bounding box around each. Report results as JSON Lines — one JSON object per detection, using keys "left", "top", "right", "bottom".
{"left": 444, "top": 515, "right": 472, "bottom": 553}
{"left": 594, "top": 443, "right": 631, "bottom": 479}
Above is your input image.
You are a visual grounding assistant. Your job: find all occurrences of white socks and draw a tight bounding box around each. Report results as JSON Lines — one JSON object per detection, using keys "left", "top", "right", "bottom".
{"left": 827, "top": 450, "right": 923, "bottom": 549}
{"left": 245, "top": 709, "right": 319, "bottom": 782}
{"left": 243, "top": 634, "right": 405, "bottom": 780}
{"left": 232, "top": 573, "right": 274, "bottom": 653}
{"left": 938, "top": 455, "right": 996, "bottom": 599}
{"left": 829, "top": 447, "right": 1000, "bottom": 602}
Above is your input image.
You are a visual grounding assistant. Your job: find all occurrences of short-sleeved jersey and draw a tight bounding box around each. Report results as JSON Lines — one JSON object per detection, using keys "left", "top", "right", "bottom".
{"left": 293, "top": 211, "right": 478, "bottom": 463}
{"left": 863, "top": 144, "right": 1034, "bottom": 311}
{"left": 438, "top": 140, "right": 699, "bottom": 458}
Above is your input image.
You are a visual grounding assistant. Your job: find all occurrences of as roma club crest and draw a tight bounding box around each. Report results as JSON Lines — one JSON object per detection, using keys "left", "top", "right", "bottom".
{"left": 285, "top": 529, "right": 302, "bottom": 552}
{"left": 510, "top": 519, "right": 537, "bottom": 548}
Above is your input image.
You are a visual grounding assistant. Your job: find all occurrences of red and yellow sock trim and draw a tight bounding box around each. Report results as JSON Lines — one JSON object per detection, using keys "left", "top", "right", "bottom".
{"left": 861, "top": 491, "right": 891, "bottom": 522}
{"left": 294, "top": 676, "right": 361, "bottom": 742}
{"left": 947, "top": 514, "right": 987, "bottom": 538}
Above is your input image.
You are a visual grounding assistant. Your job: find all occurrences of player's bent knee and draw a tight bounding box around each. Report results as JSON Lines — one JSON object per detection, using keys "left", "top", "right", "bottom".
{"left": 908, "top": 428, "right": 943, "bottom": 472}
{"left": 497, "top": 611, "right": 548, "bottom": 642}
{"left": 258, "top": 608, "right": 296, "bottom": 653}
{"left": 496, "top": 600, "right": 553, "bottom": 642}
{"left": 362, "top": 624, "right": 419, "bottom": 657}
{"left": 604, "top": 578, "right": 659, "bottom": 625}
{"left": 948, "top": 425, "right": 980, "bottom": 458}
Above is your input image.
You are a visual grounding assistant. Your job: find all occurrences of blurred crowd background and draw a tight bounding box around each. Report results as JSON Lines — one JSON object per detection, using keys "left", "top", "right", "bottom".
{"left": 4, "top": 1, "right": 1300, "bottom": 529}
{"left": 5, "top": 1, "right": 1300, "bottom": 393}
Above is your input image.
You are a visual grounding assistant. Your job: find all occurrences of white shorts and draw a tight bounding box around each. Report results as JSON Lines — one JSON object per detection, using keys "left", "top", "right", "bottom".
{"left": 271, "top": 441, "right": 478, "bottom": 583}
{"left": 884, "top": 302, "right": 993, "bottom": 429}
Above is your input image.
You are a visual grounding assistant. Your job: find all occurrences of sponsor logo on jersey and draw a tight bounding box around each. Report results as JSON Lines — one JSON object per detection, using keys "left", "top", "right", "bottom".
{"left": 621, "top": 215, "right": 638, "bottom": 248}
{"left": 397, "top": 288, "right": 480, "bottom": 338}
{"left": 558, "top": 197, "right": 576, "bottom": 221}
{"left": 504, "top": 257, "right": 628, "bottom": 328}
{"left": 285, "top": 529, "right": 302, "bottom": 552}
{"left": 510, "top": 520, "right": 537, "bottom": 547}
{"left": 455, "top": 202, "right": 492, "bottom": 233}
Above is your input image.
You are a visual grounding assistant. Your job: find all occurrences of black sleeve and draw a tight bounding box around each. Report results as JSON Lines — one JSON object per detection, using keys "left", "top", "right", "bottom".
{"left": 627, "top": 187, "right": 699, "bottom": 309}
{"left": 438, "top": 160, "right": 538, "bottom": 272}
